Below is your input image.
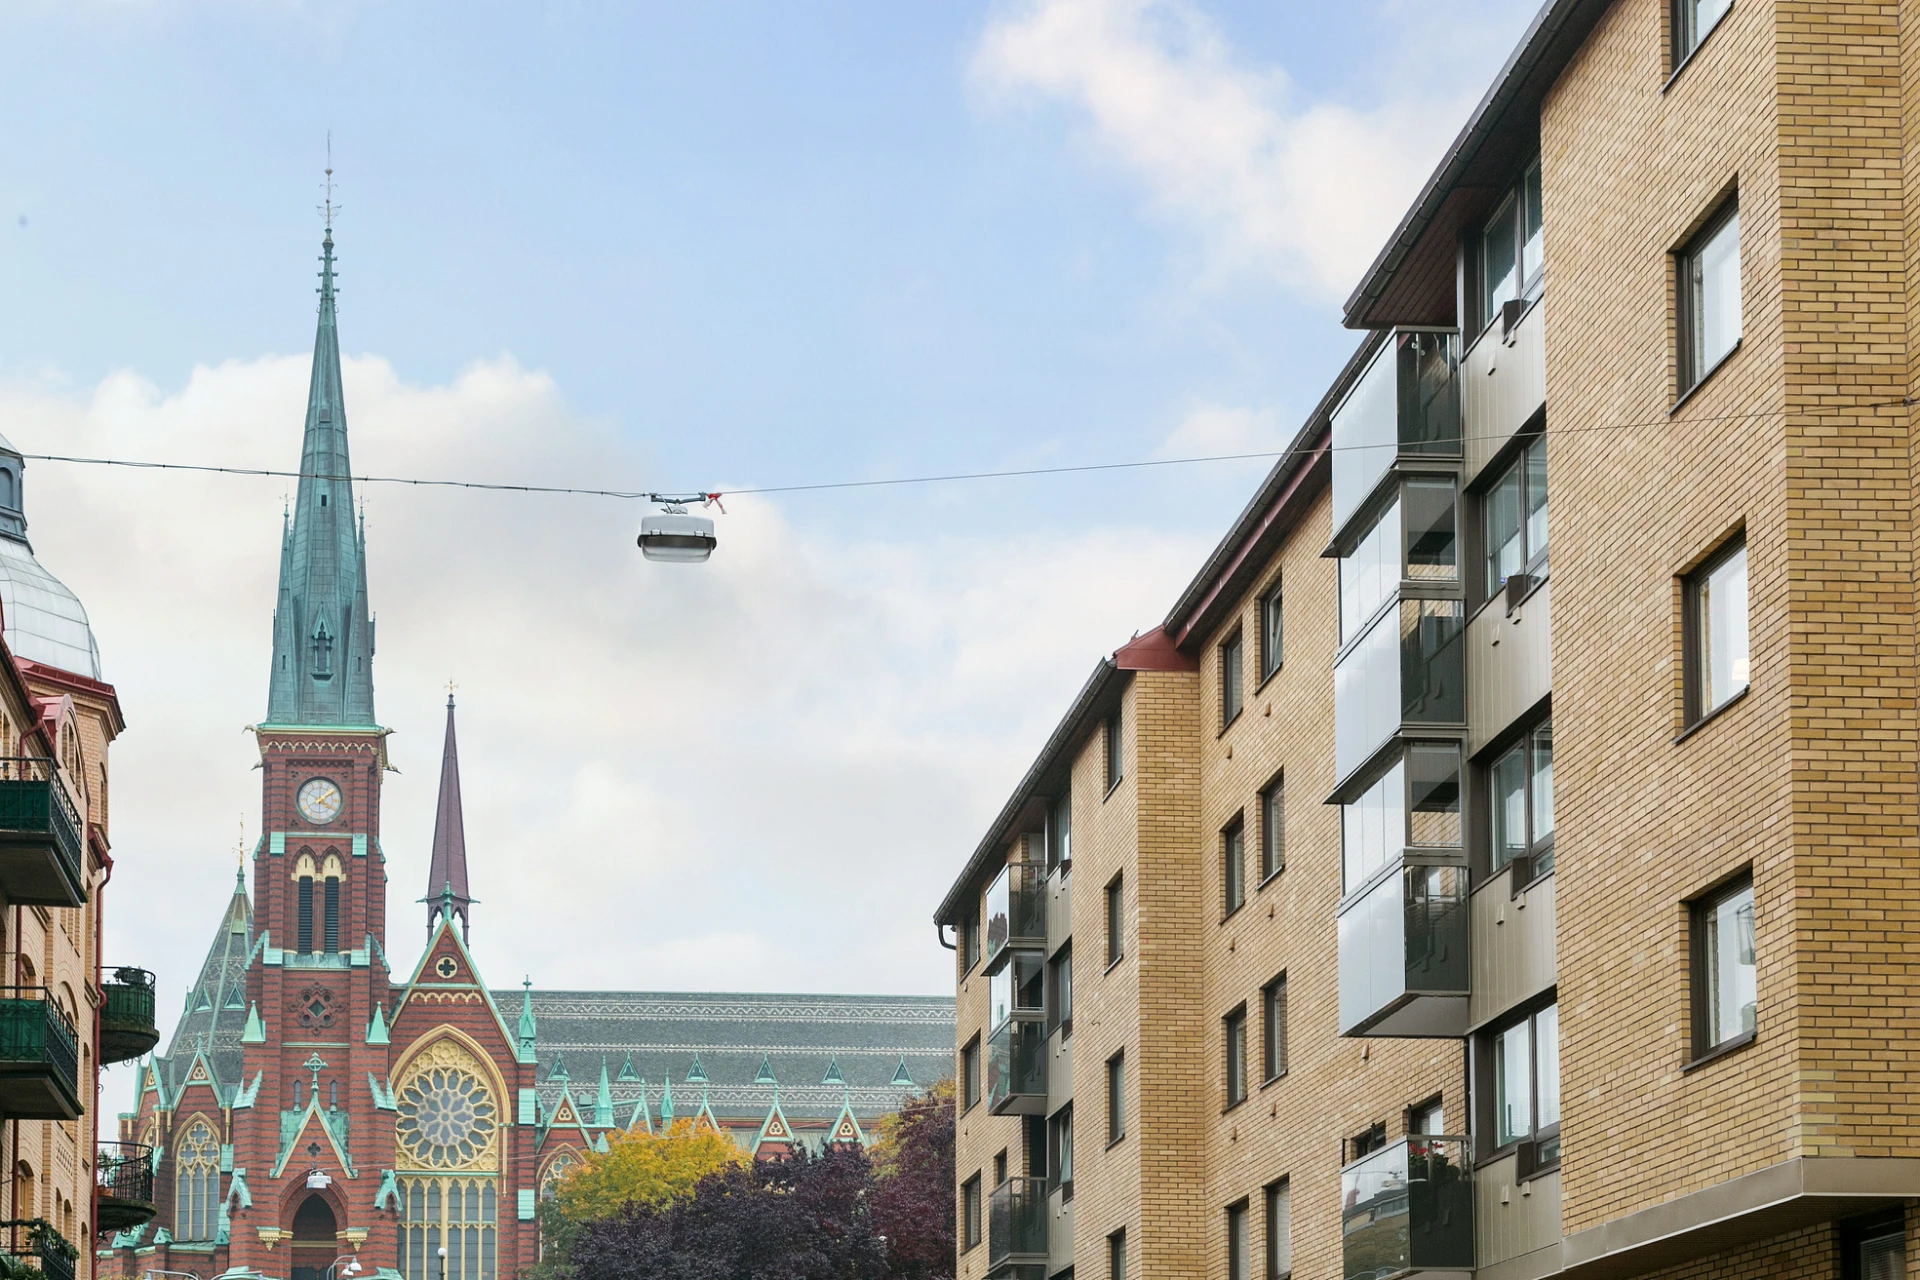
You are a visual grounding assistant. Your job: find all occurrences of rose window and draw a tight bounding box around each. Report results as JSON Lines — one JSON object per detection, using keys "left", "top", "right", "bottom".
{"left": 396, "top": 1067, "right": 497, "bottom": 1168}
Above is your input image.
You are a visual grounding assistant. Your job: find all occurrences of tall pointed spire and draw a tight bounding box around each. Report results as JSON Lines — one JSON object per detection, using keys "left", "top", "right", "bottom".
{"left": 426, "top": 694, "right": 473, "bottom": 936}
{"left": 265, "top": 225, "right": 376, "bottom": 726}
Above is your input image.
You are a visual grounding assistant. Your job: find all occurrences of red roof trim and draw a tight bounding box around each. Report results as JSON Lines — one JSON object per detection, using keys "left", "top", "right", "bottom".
{"left": 1113, "top": 626, "right": 1199, "bottom": 673}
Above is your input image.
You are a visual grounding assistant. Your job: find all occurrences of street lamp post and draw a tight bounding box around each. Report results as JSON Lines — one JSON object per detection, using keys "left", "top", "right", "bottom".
{"left": 438, "top": 1242, "right": 448, "bottom": 1280}
{"left": 143, "top": 1271, "right": 202, "bottom": 1280}
{"left": 324, "top": 1254, "right": 364, "bottom": 1280}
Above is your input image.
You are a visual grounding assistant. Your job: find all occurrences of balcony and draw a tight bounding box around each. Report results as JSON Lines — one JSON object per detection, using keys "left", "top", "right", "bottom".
{"left": 983, "top": 860, "right": 1045, "bottom": 974}
{"left": 1334, "top": 597, "right": 1465, "bottom": 786}
{"left": 987, "top": 1176, "right": 1048, "bottom": 1280}
{"left": 0, "top": 989, "right": 80, "bottom": 1120}
{"left": 0, "top": 1219, "right": 77, "bottom": 1280}
{"left": 0, "top": 758, "right": 85, "bottom": 908}
{"left": 986, "top": 1018, "right": 1047, "bottom": 1116}
{"left": 96, "top": 1142, "right": 157, "bottom": 1234}
{"left": 1338, "top": 860, "right": 1469, "bottom": 1038}
{"left": 1330, "top": 329, "right": 1461, "bottom": 537}
{"left": 1341, "top": 1137, "right": 1473, "bottom": 1280}
{"left": 99, "top": 967, "right": 159, "bottom": 1066}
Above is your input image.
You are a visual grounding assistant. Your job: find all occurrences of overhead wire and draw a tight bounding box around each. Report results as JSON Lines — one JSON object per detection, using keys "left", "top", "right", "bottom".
{"left": 15, "top": 396, "right": 1914, "bottom": 502}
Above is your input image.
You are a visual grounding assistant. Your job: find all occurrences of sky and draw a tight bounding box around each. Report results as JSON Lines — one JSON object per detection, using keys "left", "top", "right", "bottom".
{"left": 0, "top": 0, "right": 1542, "bottom": 1116}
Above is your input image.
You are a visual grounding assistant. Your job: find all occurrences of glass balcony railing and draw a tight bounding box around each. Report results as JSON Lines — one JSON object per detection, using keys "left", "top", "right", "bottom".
{"left": 1334, "top": 598, "right": 1464, "bottom": 785}
{"left": 1338, "top": 861, "right": 1469, "bottom": 1038}
{"left": 0, "top": 758, "right": 85, "bottom": 908}
{"left": 988, "top": 1176, "right": 1049, "bottom": 1277}
{"left": 0, "top": 1219, "right": 78, "bottom": 1280}
{"left": 0, "top": 988, "right": 81, "bottom": 1120}
{"left": 1330, "top": 330, "right": 1461, "bottom": 536}
{"left": 100, "top": 966, "right": 160, "bottom": 1066}
{"left": 96, "top": 1142, "right": 157, "bottom": 1234}
{"left": 986, "top": 1018, "right": 1047, "bottom": 1116}
{"left": 1341, "top": 1136, "right": 1473, "bottom": 1280}
{"left": 983, "top": 860, "right": 1046, "bottom": 973}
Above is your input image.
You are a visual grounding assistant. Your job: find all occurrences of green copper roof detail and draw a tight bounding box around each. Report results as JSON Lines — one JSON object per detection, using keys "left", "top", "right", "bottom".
{"left": 821, "top": 1055, "right": 844, "bottom": 1086}
{"left": 595, "top": 1057, "right": 614, "bottom": 1127}
{"left": 548, "top": 1053, "right": 568, "bottom": 1083}
{"left": 686, "top": 1052, "right": 707, "bottom": 1084}
{"left": 617, "top": 1053, "right": 638, "bottom": 1082}
{"left": 266, "top": 229, "right": 376, "bottom": 727}
{"left": 366, "top": 1001, "right": 390, "bottom": 1045}
{"left": 891, "top": 1055, "right": 914, "bottom": 1088}
{"left": 754, "top": 1052, "right": 776, "bottom": 1085}
{"left": 660, "top": 1074, "right": 674, "bottom": 1125}
{"left": 517, "top": 977, "right": 537, "bottom": 1047}
{"left": 240, "top": 1003, "right": 265, "bottom": 1045}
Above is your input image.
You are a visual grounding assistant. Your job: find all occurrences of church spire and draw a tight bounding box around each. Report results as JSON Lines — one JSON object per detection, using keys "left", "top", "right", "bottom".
{"left": 426, "top": 694, "right": 473, "bottom": 937}
{"left": 265, "top": 227, "right": 376, "bottom": 727}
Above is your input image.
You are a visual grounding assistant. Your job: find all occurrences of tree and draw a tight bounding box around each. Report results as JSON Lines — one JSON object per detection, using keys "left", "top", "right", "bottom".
{"left": 867, "top": 1079, "right": 956, "bottom": 1280}
{"left": 537, "top": 1118, "right": 749, "bottom": 1271}
{"left": 568, "top": 1145, "right": 891, "bottom": 1280}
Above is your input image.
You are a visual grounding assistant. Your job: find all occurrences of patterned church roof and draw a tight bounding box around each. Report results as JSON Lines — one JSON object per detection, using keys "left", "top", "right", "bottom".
{"left": 153, "top": 872, "right": 254, "bottom": 1102}
{"left": 514, "top": 990, "right": 954, "bottom": 1123}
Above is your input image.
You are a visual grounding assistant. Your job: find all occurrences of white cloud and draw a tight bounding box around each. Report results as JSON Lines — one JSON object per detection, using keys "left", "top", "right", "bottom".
{"left": 971, "top": 0, "right": 1476, "bottom": 298}
{"left": 1, "top": 354, "right": 1209, "bottom": 1090}
{"left": 1154, "top": 402, "right": 1285, "bottom": 459}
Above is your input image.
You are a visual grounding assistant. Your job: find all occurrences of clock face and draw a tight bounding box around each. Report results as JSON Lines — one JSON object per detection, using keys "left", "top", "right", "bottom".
{"left": 297, "top": 778, "right": 344, "bottom": 825}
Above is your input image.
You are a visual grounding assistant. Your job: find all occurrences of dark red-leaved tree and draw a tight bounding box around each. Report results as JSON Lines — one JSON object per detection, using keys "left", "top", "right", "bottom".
{"left": 568, "top": 1145, "right": 891, "bottom": 1280}
{"left": 869, "top": 1080, "right": 956, "bottom": 1280}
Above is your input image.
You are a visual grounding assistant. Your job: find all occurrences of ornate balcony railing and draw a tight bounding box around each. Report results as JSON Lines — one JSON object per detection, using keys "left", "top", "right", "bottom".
{"left": 0, "top": 1218, "right": 78, "bottom": 1280}
{"left": 0, "top": 988, "right": 80, "bottom": 1120}
{"left": 99, "top": 967, "right": 159, "bottom": 1066}
{"left": 0, "top": 757, "right": 84, "bottom": 907}
{"left": 96, "top": 1142, "right": 158, "bottom": 1234}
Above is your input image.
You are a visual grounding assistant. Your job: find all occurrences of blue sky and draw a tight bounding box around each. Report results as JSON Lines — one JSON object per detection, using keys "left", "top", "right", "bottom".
{"left": 0, "top": 0, "right": 1540, "bottom": 1067}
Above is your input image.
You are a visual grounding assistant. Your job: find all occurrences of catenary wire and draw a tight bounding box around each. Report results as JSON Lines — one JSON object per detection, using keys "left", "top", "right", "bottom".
{"left": 15, "top": 396, "right": 1914, "bottom": 502}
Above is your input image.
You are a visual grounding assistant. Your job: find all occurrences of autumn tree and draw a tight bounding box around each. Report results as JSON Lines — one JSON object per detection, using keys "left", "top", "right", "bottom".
{"left": 536, "top": 1118, "right": 748, "bottom": 1272}
{"left": 868, "top": 1079, "right": 956, "bottom": 1280}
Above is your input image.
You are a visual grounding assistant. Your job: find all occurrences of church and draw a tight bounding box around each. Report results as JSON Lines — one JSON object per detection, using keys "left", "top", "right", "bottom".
{"left": 106, "top": 231, "right": 954, "bottom": 1280}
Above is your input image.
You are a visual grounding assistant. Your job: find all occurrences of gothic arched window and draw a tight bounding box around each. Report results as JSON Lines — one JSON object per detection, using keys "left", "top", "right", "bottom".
{"left": 175, "top": 1121, "right": 219, "bottom": 1241}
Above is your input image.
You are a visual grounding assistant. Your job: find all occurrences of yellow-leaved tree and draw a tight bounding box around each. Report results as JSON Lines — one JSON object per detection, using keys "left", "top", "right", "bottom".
{"left": 553, "top": 1118, "right": 749, "bottom": 1225}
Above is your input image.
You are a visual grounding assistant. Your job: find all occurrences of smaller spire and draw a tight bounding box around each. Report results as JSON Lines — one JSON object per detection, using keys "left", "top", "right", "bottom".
{"left": 660, "top": 1074, "right": 675, "bottom": 1125}
{"left": 595, "top": 1057, "right": 614, "bottom": 1128}
{"left": 424, "top": 695, "right": 473, "bottom": 938}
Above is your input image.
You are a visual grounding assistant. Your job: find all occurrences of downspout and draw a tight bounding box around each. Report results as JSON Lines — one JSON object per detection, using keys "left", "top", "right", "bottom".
{"left": 935, "top": 924, "right": 956, "bottom": 952}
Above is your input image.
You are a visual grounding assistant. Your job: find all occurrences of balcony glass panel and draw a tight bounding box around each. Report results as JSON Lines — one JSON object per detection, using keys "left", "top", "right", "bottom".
{"left": 988, "top": 1176, "right": 1050, "bottom": 1271}
{"left": 1338, "top": 862, "right": 1469, "bottom": 1037}
{"left": 986, "top": 1020, "right": 1048, "bottom": 1115}
{"left": 1340, "top": 1136, "right": 1473, "bottom": 1280}
{"left": 1335, "top": 599, "right": 1465, "bottom": 784}
{"left": 988, "top": 951, "right": 1045, "bottom": 1033}
{"left": 1403, "top": 479, "right": 1457, "bottom": 582}
{"left": 1330, "top": 332, "right": 1462, "bottom": 536}
{"left": 983, "top": 861, "right": 1046, "bottom": 972}
{"left": 1342, "top": 760, "right": 1405, "bottom": 894}
{"left": 1339, "top": 499, "right": 1401, "bottom": 644}
{"left": 1400, "top": 599, "right": 1464, "bottom": 726}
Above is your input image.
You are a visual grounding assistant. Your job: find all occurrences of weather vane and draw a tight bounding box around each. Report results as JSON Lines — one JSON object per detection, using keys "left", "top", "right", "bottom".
{"left": 320, "top": 132, "right": 340, "bottom": 230}
{"left": 235, "top": 814, "right": 246, "bottom": 868}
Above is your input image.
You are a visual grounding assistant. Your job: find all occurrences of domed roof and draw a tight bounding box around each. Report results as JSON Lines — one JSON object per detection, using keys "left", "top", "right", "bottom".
{"left": 0, "top": 536, "right": 102, "bottom": 680}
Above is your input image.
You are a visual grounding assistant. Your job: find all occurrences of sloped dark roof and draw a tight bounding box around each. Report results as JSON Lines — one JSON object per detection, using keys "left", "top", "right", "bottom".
{"left": 156, "top": 873, "right": 254, "bottom": 1098}
{"left": 510, "top": 990, "right": 954, "bottom": 1123}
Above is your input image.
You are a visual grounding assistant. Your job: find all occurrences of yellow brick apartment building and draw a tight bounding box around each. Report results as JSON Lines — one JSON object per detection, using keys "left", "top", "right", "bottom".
{"left": 936, "top": 0, "right": 1920, "bottom": 1275}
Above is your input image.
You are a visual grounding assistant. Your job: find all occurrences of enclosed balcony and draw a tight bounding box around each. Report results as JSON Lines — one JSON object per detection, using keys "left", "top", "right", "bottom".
{"left": 96, "top": 1142, "right": 157, "bottom": 1234}
{"left": 982, "top": 860, "right": 1045, "bottom": 974}
{"left": 1337, "top": 745, "right": 1469, "bottom": 1038}
{"left": 1330, "top": 328, "right": 1461, "bottom": 537}
{"left": 0, "top": 989, "right": 80, "bottom": 1120}
{"left": 99, "top": 966, "right": 159, "bottom": 1066}
{"left": 986, "top": 1018, "right": 1047, "bottom": 1116}
{"left": 0, "top": 1219, "right": 77, "bottom": 1280}
{"left": 1341, "top": 1136, "right": 1474, "bottom": 1280}
{"left": 987, "top": 1176, "right": 1049, "bottom": 1280}
{"left": 0, "top": 758, "right": 85, "bottom": 908}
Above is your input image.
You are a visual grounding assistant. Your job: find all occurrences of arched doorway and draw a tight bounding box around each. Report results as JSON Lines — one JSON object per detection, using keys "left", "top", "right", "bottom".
{"left": 289, "top": 1193, "right": 339, "bottom": 1280}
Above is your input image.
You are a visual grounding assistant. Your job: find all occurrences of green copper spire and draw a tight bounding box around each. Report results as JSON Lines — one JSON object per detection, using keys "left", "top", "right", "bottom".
{"left": 266, "top": 228, "right": 376, "bottom": 726}
{"left": 595, "top": 1057, "right": 614, "bottom": 1128}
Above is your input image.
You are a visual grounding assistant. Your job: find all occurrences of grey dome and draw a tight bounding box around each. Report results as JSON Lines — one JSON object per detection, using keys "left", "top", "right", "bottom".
{"left": 0, "top": 537, "right": 102, "bottom": 680}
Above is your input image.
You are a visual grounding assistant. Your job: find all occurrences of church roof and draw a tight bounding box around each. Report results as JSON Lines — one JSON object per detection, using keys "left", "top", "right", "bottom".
{"left": 155, "top": 872, "right": 254, "bottom": 1099}
{"left": 509, "top": 990, "right": 952, "bottom": 1123}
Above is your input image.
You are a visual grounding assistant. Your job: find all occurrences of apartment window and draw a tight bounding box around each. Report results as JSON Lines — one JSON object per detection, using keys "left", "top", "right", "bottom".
{"left": 1221, "top": 630, "right": 1245, "bottom": 727}
{"left": 961, "top": 1174, "right": 981, "bottom": 1250}
{"left": 1685, "top": 536, "right": 1750, "bottom": 724}
{"left": 961, "top": 1036, "right": 981, "bottom": 1111}
{"left": 1693, "top": 873, "right": 1757, "bottom": 1057}
{"left": 1105, "top": 874, "right": 1124, "bottom": 966}
{"left": 1222, "top": 815, "right": 1246, "bottom": 917}
{"left": 1485, "top": 434, "right": 1548, "bottom": 598}
{"left": 1844, "top": 1213, "right": 1905, "bottom": 1280}
{"left": 1048, "top": 1104, "right": 1074, "bottom": 1198}
{"left": 1490, "top": 719, "right": 1555, "bottom": 881}
{"left": 1672, "top": 0, "right": 1732, "bottom": 68}
{"left": 1264, "top": 1180, "right": 1291, "bottom": 1280}
{"left": 1223, "top": 1005, "right": 1247, "bottom": 1109}
{"left": 1487, "top": 1002, "right": 1561, "bottom": 1167}
{"left": 1106, "top": 1052, "right": 1125, "bottom": 1145}
{"left": 1349, "top": 1121, "right": 1387, "bottom": 1160}
{"left": 993, "top": 1149, "right": 1008, "bottom": 1186}
{"left": 1105, "top": 707, "right": 1123, "bottom": 791}
{"left": 1478, "top": 158, "right": 1544, "bottom": 333}
{"left": 1226, "top": 1200, "right": 1251, "bottom": 1280}
{"left": 1259, "top": 776, "right": 1285, "bottom": 882}
{"left": 961, "top": 914, "right": 980, "bottom": 973}
{"left": 1108, "top": 1230, "right": 1126, "bottom": 1280}
{"left": 1258, "top": 580, "right": 1283, "bottom": 680}
{"left": 1678, "top": 201, "right": 1741, "bottom": 395}
{"left": 1261, "top": 974, "right": 1288, "bottom": 1082}
{"left": 1048, "top": 943, "right": 1074, "bottom": 1037}
{"left": 1047, "top": 790, "right": 1073, "bottom": 872}
{"left": 1410, "top": 1098, "right": 1445, "bottom": 1135}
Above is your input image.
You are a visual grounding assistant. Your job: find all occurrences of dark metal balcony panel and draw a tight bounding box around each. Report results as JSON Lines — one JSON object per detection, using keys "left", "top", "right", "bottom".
{"left": 987, "top": 1020, "right": 1048, "bottom": 1116}
{"left": 0, "top": 1219, "right": 78, "bottom": 1280}
{"left": 1339, "top": 863, "right": 1470, "bottom": 1039}
{"left": 99, "top": 967, "right": 160, "bottom": 1066}
{"left": 989, "top": 1177, "right": 1050, "bottom": 1274}
{"left": 96, "top": 1142, "right": 158, "bottom": 1234}
{"left": 0, "top": 992, "right": 81, "bottom": 1121}
{"left": 1342, "top": 1137, "right": 1475, "bottom": 1280}
{"left": 0, "top": 760, "right": 85, "bottom": 908}
{"left": 1462, "top": 296, "right": 1547, "bottom": 489}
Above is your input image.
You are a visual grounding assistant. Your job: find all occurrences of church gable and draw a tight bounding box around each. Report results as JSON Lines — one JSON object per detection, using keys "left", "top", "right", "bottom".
{"left": 390, "top": 916, "right": 519, "bottom": 1063}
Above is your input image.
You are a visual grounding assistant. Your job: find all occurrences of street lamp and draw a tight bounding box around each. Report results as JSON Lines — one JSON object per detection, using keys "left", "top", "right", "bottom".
{"left": 324, "top": 1255, "right": 363, "bottom": 1280}
{"left": 437, "top": 1242, "right": 448, "bottom": 1280}
{"left": 144, "top": 1271, "right": 201, "bottom": 1280}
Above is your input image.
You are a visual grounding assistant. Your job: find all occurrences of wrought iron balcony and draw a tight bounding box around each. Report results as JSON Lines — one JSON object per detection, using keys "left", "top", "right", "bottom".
{"left": 0, "top": 988, "right": 80, "bottom": 1120}
{"left": 1338, "top": 859, "right": 1469, "bottom": 1038}
{"left": 987, "top": 1176, "right": 1049, "bottom": 1280}
{"left": 982, "top": 860, "right": 1046, "bottom": 974}
{"left": 985, "top": 1018, "right": 1047, "bottom": 1117}
{"left": 95, "top": 1142, "right": 157, "bottom": 1234}
{"left": 0, "top": 1218, "right": 77, "bottom": 1280}
{"left": 0, "top": 758, "right": 84, "bottom": 908}
{"left": 1341, "top": 1137, "right": 1473, "bottom": 1280}
{"left": 99, "top": 967, "right": 159, "bottom": 1066}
